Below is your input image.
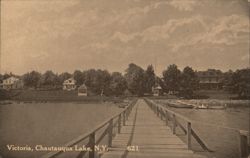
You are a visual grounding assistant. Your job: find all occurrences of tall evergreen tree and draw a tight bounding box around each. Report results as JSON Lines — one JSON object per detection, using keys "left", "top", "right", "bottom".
{"left": 144, "top": 65, "right": 155, "bottom": 93}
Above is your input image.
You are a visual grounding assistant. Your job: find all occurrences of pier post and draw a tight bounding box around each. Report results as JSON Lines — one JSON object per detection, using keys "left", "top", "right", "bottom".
{"left": 239, "top": 130, "right": 249, "bottom": 158}
{"left": 108, "top": 119, "right": 113, "bottom": 147}
{"left": 157, "top": 107, "right": 159, "bottom": 117}
{"left": 160, "top": 108, "right": 163, "bottom": 120}
{"left": 118, "top": 114, "right": 121, "bottom": 133}
{"left": 123, "top": 111, "right": 126, "bottom": 126}
{"left": 172, "top": 114, "right": 176, "bottom": 134}
{"left": 126, "top": 110, "right": 129, "bottom": 120}
{"left": 187, "top": 122, "right": 192, "bottom": 150}
{"left": 165, "top": 111, "right": 168, "bottom": 126}
{"left": 89, "top": 132, "right": 95, "bottom": 158}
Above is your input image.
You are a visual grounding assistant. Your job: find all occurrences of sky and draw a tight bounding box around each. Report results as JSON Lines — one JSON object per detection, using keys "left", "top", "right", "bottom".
{"left": 1, "top": 0, "right": 249, "bottom": 75}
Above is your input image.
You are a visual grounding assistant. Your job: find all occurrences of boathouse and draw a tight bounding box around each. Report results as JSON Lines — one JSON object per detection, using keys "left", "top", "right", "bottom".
{"left": 78, "top": 84, "right": 88, "bottom": 96}
{"left": 152, "top": 85, "right": 163, "bottom": 96}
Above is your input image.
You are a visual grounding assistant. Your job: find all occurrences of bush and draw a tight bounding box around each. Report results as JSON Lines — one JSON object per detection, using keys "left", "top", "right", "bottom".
{"left": 0, "top": 89, "right": 10, "bottom": 100}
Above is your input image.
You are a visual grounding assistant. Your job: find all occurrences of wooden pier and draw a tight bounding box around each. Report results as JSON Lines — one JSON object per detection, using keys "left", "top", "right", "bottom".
{"left": 102, "top": 99, "right": 206, "bottom": 158}
{"left": 41, "top": 98, "right": 249, "bottom": 158}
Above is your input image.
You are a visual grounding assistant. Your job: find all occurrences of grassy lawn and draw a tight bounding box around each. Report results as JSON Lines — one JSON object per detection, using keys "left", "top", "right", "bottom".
{"left": 194, "top": 90, "right": 238, "bottom": 100}
{"left": 8, "top": 89, "right": 128, "bottom": 102}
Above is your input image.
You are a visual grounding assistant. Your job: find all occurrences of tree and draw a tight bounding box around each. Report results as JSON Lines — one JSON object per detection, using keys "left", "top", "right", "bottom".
{"left": 231, "top": 68, "right": 250, "bottom": 98}
{"left": 162, "top": 64, "right": 181, "bottom": 93}
{"left": 3, "top": 73, "right": 11, "bottom": 80}
{"left": 110, "top": 72, "right": 127, "bottom": 96}
{"left": 125, "top": 63, "right": 146, "bottom": 96}
{"left": 23, "top": 71, "right": 42, "bottom": 88}
{"left": 40, "top": 70, "right": 57, "bottom": 87}
{"left": 84, "top": 69, "right": 96, "bottom": 90}
{"left": 144, "top": 65, "right": 155, "bottom": 93}
{"left": 84, "top": 69, "right": 111, "bottom": 95}
{"left": 180, "top": 66, "right": 198, "bottom": 98}
{"left": 73, "top": 70, "right": 85, "bottom": 86}
{"left": 96, "top": 69, "right": 111, "bottom": 95}
{"left": 58, "top": 72, "right": 72, "bottom": 85}
{"left": 0, "top": 74, "right": 3, "bottom": 83}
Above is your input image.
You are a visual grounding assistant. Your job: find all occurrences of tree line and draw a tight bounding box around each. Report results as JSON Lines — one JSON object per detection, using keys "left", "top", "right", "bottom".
{"left": 0, "top": 63, "right": 249, "bottom": 98}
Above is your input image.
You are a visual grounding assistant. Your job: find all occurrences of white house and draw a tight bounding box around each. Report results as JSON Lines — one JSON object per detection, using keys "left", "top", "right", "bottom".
{"left": 2, "top": 76, "right": 23, "bottom": 90}
{"left": 78, "top": 84, "right": 88, "bottom": 96}
{"left": 63, "top": 78, "right": 76, "bottom": 91}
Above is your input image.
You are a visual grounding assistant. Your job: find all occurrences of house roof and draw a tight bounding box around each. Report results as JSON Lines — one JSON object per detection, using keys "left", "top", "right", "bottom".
{"left": 3, "top": 76, "right": 19, "bottom": 81}
{"left": 78, "top": 84, "right": 87, "bottom": 89}
{"left": 196, "top": 69, "right": 223, "bottom": 78}
{"left": 153, "top": 85, "right": 162, "bottom": 90}
{"left": 63, "top": 78, "right": 76, "bottom": 84}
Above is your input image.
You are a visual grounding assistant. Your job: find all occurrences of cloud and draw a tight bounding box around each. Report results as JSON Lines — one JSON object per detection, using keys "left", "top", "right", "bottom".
{"left": 141, "top": 15, "right": 206, "bottom": 42}
{"left": 202, "top": 14, "right": 249, "bottom": 45}
{"left": 2, "top": 0, "right": 249, "bottom": 74}
{"left": 167, "top": 14, "right": 249, "bottom": 51}
{"left": 241, "top": 54, "right": 249, "bottom": 61}
{"left": 117, "top": 1, "right": 169, "bottom": 25}
{"left": 111, "top": 15, "right": 206, "bottom": 43}
{"left": 2, "top": 1, "right": 78, "bottom": 21}
{"left": 111, "top": 32, "right": 138, "bottom": 43}
{"left": 111, "top": 13, "right": 248, "bottom": 53}
{"left": 168, "top": 0, "right": 201, "bottom": 11}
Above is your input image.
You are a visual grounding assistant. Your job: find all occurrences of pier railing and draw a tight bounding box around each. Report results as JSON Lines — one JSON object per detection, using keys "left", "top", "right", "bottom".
{"left": 145, "top": 98, "right": 250, "bottom": 158}
{"left": 144, "top": 98, "right": 213, "bottom": 152}
{"left": 239, "top": 130, "right": 249, "bottom": 158}
{"left": 41, "top": 99, "right": 137, "bottom": 158}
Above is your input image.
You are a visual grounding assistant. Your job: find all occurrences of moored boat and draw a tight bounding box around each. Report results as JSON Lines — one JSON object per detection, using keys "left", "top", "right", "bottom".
{"left": 168, "top": 102, "right": 194, "bottom": 108}
{"left": 194, "top": 104, "right": 226, "bottom": 110}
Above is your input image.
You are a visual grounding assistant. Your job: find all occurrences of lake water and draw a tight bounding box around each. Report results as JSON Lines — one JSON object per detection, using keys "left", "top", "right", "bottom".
{"left": 159, "top": 101, "right": 249, "bottom": 158}
{"left": 0, "top": 102, "right": 122, "bottom": 158}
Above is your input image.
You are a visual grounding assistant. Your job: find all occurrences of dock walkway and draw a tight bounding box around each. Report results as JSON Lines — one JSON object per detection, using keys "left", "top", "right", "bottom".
{"left": 102, "top": 99, "right": 206, "bottom": 158}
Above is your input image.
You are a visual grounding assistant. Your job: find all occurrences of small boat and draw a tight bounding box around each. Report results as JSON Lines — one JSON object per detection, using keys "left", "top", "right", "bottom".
{"left": 118, "top": 103, "right": 127, "bottom": 108}
{"left": 195, "top": 104, "right": 226, "bottom": 110}
{"left": 195, "top": 104, "right": 208, "bottom": 109}
{"left": 176, "top": 101, "right": 196, "bottom": 108}
{"left": 168, "top": 102, "right": 193, "bottom": 108}
{"left": 0, "top": 101, "right": 13, "bottom": 105}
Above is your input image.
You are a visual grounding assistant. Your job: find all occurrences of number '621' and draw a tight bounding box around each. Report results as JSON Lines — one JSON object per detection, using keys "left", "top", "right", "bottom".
{"left": 127, "top": 146, "right": 139, "bottom": 151}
